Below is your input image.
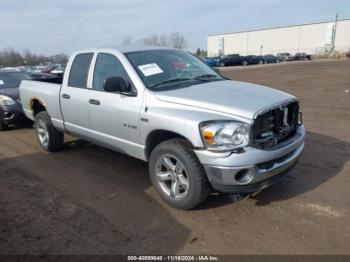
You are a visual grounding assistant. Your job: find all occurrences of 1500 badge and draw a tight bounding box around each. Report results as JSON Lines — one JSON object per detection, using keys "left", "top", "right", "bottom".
{"left": 123, "top": 123, "right": 137, "bottom": 129}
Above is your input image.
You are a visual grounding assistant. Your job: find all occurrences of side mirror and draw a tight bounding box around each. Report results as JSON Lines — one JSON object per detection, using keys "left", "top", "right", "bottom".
{"left": 104, "top": 76, "right": 130, "bottom": 93}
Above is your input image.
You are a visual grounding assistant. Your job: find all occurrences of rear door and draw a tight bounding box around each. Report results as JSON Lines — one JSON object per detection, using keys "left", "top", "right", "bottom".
{"left": 87, "top": 52, "right": 143, "bottom": 156}
{"left": 60, "top": 52, "right": 93, "bottom": 137}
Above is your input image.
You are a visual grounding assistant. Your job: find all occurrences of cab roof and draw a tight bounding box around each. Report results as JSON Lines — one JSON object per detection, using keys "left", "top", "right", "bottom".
{"left": 74, "top": 46, "right": 178, "bottom": 55}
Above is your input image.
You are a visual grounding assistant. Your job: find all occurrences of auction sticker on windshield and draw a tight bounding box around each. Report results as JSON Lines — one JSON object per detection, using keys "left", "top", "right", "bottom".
{"left": 138, "top": 63, "right": 163, "bottom": 77}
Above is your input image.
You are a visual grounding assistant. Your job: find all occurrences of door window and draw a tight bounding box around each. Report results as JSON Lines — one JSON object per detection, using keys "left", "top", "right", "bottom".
{"left": 68, "top": 53, "right": 93, "bottom": 88}
{"left": 92, "top": 53, "right": 130, "bottom": 91}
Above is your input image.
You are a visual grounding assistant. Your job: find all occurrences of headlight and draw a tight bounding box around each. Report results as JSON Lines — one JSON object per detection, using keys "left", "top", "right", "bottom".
{"left": 0, "top": 95, "right": 16, "bottom": 106}
{"left": 200, "top": 121, "right": 250, "bottom": 151}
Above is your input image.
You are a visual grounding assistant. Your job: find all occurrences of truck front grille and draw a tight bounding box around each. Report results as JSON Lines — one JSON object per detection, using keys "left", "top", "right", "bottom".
{"left": 252, "top": 101, "right": 300, "bottom": 150}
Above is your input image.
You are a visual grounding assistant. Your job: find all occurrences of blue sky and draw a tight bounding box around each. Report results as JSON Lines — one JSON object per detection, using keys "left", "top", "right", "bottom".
{"left": 0, "top": 0, "right": 349, "bottom": 55}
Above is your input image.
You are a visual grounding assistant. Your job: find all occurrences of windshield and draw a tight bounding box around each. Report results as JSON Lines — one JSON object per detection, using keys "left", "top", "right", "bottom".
{"left": 125, "top": 49, "right": 223, "bottom": 91}
{"left": 0, "top": 72, "right": 30, "bottom": 88}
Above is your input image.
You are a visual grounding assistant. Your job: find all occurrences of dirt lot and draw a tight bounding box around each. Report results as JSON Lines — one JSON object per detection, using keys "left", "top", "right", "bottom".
{"left": 1, "top": 60, "right": 350, "bottom": 255}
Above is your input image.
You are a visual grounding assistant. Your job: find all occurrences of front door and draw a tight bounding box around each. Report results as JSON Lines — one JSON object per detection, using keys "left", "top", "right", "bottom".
{"left": 87, "top": 52, "right": 143, "bottom": 157}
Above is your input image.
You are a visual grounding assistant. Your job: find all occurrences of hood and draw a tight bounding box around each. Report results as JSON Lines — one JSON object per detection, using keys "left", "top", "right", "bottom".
{"left": 0, "top": 87, "right": 20, "bottom": 99}
{"left": 154, "top": 80, "right": 296, "bottom": 120}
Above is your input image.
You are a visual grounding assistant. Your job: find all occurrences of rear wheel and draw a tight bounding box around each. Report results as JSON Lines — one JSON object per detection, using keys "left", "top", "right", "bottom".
{"left": 35, "top": 111, "right": 64, "bottom": 152}
{"left": 149, "top": 138, "right": 211, "bottom": 209}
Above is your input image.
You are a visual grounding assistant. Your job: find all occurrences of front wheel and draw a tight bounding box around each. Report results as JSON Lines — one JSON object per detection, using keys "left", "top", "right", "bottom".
{"left": 149, "top": 139, "right": 211, "bottom": 209}
{"left": 35, "top": 111, "right": 64, "bottom": 152}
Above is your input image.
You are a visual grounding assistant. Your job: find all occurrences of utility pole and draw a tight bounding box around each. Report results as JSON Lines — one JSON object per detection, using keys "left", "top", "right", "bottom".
{"left": 330, "top": 12, "right": 339, "bottom": 55}
{"left": 260, "top": 45, "right": 263, "bottom": 62}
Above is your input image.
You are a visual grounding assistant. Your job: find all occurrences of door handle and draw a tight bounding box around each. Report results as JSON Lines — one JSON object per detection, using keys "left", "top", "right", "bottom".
{"left": 89, "top": 99, "right": 100, "bottom": 105}
{"left": 62, "top": 93, "right": 70, "bottom": 99}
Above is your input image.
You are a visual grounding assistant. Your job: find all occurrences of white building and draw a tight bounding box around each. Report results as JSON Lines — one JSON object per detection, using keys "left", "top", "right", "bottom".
{"left": 207, "top": 18, "right": 350, "bottom": 57}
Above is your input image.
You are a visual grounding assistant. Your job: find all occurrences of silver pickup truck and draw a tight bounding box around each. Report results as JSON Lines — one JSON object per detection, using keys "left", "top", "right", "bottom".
{"left": 20, "top": 47, "right": 305, "bottom": 209}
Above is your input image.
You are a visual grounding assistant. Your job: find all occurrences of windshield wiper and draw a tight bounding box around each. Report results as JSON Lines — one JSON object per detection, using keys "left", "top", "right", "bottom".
{"left": 150, "top": 77, "right": 191, "bottom": 88}
{"left": 150, "top": 75, "right": 222, "bottom": 89}
{"left": 194, "top": 74, "right": 220, "bottom": 80}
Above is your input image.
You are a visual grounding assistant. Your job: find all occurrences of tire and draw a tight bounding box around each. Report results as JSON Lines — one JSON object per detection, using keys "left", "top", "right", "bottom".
{"left": 242, "top": 60, "right": 248, "bottom": 66}
{"left": 0, "top": 119, "right": 7, "bottom": 131}
{"left": 35, "top": 111, "right": 64, "bottom": 152}
{"left": 149, "top": 138, "right": 212, "bottom": 210}
{"left": 219, "top": 62, "right": 225, "bottom": 67}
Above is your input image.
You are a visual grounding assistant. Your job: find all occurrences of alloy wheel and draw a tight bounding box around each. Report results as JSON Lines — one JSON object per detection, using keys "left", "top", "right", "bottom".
{"left": 37, "top": 118, "right": 49, "bottom": 147}
{"left": 155, "top": 154, "right": 189, "bottom": 199}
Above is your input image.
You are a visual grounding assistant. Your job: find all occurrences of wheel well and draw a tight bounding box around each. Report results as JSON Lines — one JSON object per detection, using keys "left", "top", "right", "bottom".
{"left": 30, "top": 99, "right": 46, "bottom": 116}
{"left": 145, "top": 130, "right": 191, "bottom": 160}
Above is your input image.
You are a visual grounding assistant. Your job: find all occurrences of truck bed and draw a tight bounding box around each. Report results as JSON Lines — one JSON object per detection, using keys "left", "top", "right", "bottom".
{"left": 19, "top": 80, "right": 63, "bottom": 123}
{"left": 30, "top": 76, "right": 63, "bottom": 84}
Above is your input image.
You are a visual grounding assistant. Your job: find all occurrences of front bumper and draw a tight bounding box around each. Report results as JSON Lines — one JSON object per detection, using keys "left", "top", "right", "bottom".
{"left": 195, "top": 125, "right": 305, "bottom": 193}
{"left": 0, "top": 101, "right": 27, "bottom": 125}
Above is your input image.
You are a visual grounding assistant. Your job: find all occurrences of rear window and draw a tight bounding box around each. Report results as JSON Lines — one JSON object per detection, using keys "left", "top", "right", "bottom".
{"left": 68, "top": 53, "right": 93, "bottom": 88}
{"left": 0, "top": 72, "right": 30, "bottom": 88}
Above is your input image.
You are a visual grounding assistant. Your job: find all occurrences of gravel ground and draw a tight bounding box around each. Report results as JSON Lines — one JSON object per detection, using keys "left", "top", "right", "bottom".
{"left": 0, "top": 59, "right": 349, "bottom": 255}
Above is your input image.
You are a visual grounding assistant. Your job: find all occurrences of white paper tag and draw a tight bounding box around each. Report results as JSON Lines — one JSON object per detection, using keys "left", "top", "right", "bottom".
{"left": 138, "top": 63, "right": 163, "bottom": 77}
{"left": 0, "top": 80, "right": 4, "bottom": 85}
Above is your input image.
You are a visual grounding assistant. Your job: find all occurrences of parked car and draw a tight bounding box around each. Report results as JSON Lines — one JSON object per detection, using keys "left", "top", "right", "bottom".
{"left": 50, "top": 65, "right": 66, "bottom": 76}
{"left": 41, "top": 64, "right": 59, "bottom": 74}
{"left": 346, "top": 50, "right": 350, "bottom": 59}
{"left": 219, "top": 54, "right": 248, "bottom": 66}
{"left": 277, "top": 53, "right": 294, "bottom": 62}
{"left": 0, "top": 69, "right": 31, "bottom": 131}
{"left": 31, "top": 65, "right": 46, "bottom": 73}
{"left": 26, "top": 72, "right": 63, "bottom": 84}
{"left": 245, "top": 55, "right": 263, "bottom": 65}
{"left": 26, "top": 71, "right": 53, "bottom": 78}
{"left": 262, "top": 54, "right": 278, "bottom": 64}
{"left": 20, "top": 47, "right": 305, "bottom": 209}
{"left": 294, "top": 53, "right": 312, "bottom": 61}
{"left": 203, "top": 57, "right": 220, "bottom": 67}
